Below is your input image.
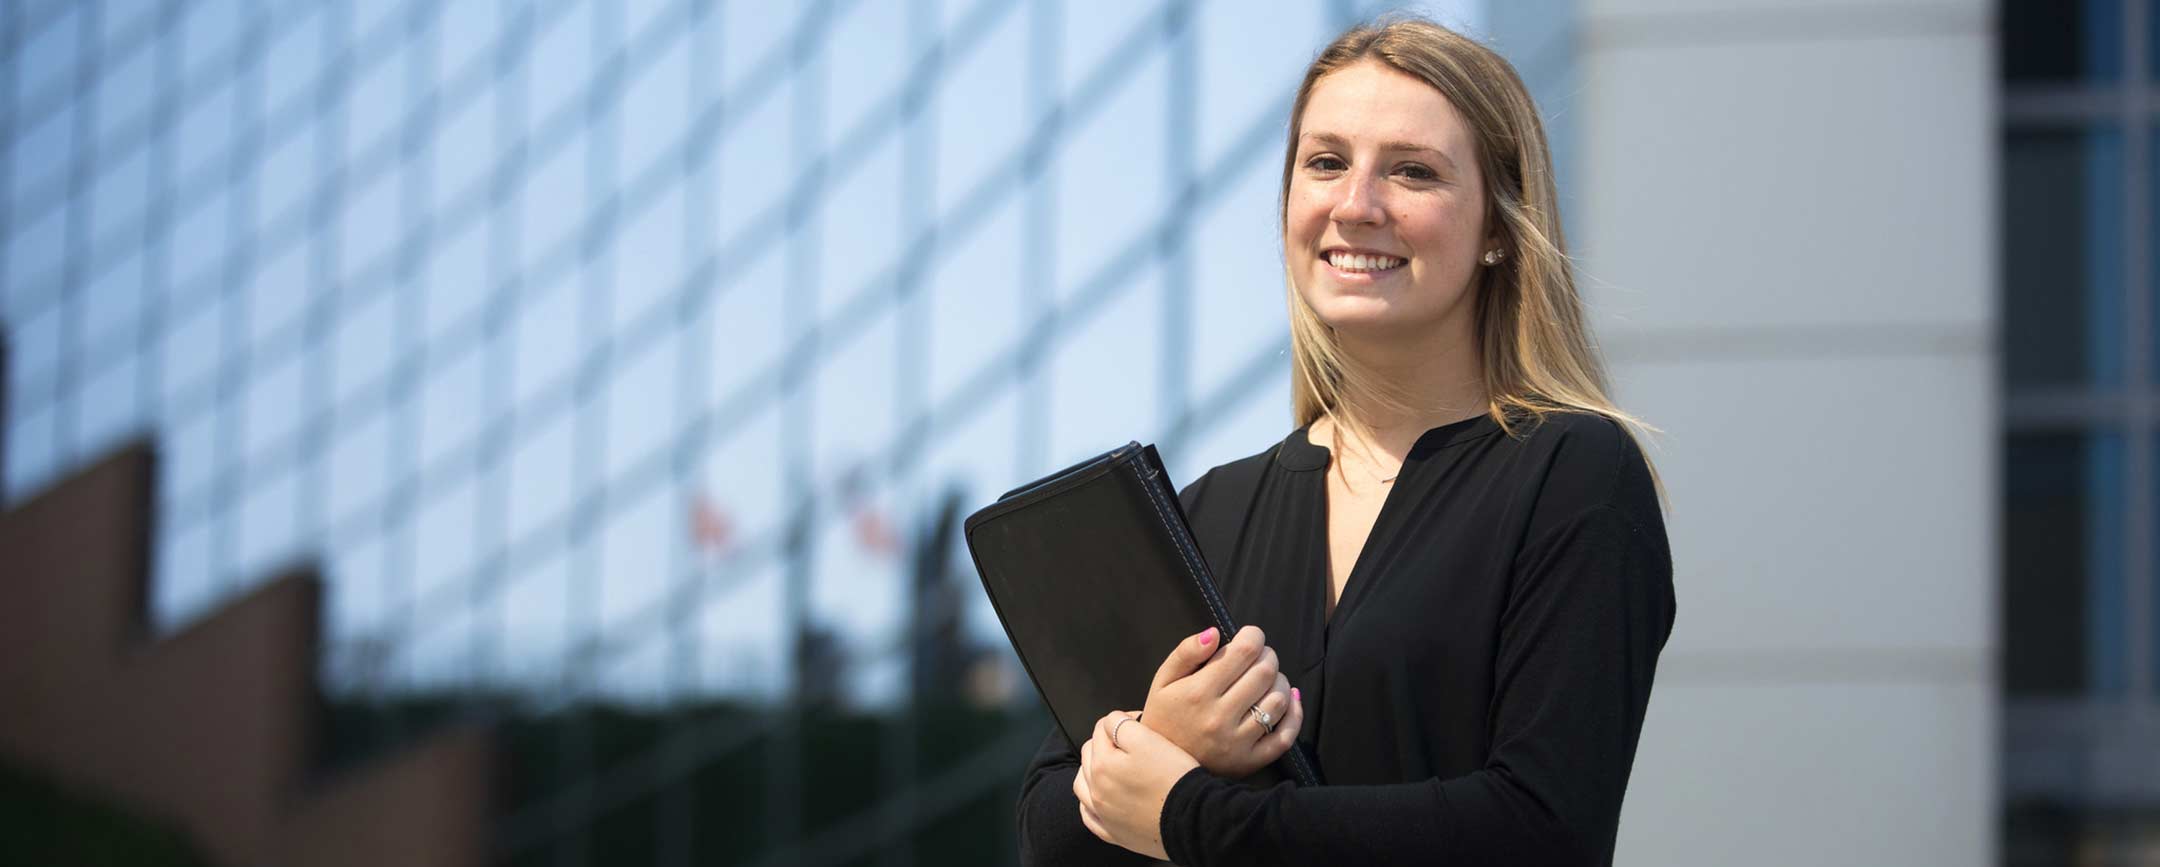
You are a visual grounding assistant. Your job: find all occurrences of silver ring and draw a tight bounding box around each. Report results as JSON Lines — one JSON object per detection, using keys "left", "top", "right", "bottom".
{"left": 1110, "top": 716, "right": 1134, "bottom": 749}
{"left": 1248, "top": 704, "right": 1277, "bottom": 732}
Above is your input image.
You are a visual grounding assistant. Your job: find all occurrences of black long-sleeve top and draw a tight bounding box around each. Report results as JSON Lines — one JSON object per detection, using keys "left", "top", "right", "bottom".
{"left": 1017, "top": 410, "right": 1677, "bottom": 866}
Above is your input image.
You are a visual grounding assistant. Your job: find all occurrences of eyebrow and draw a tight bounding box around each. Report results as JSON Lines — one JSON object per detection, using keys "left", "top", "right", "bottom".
{"left": 1301, "top": 131, "right": 1460, "bottom": 173}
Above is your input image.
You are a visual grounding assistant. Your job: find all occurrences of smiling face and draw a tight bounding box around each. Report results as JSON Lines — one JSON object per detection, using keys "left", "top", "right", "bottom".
{"left": 1285, "top": 59, "right": 1491, "bottom": 342}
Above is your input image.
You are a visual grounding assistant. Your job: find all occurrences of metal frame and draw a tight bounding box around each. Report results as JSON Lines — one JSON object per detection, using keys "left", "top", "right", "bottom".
{"left": 2121, "top": 0, "right": 2155, "bottom": 723}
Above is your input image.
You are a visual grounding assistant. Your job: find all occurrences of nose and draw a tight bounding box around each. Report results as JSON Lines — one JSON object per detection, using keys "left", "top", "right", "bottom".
{"left": 1328, "top": 170, "right": 1386, "bottom": 226}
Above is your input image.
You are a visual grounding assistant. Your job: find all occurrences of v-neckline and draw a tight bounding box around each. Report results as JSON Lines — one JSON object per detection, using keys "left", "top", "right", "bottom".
{"left": 1300, "top": 425, "right": 1405, "bottom": 633}
{"left": 1287, "top": 413, "right": 1504, "bottom": 635}
{"left": 1322, "top": 467, "right": 1395, "bottom": 631}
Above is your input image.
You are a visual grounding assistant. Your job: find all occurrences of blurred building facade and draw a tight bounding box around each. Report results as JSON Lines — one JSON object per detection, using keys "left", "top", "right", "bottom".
{"left": 1501, "top": 0, "right": 2002, "bottom": 862}
{"left": 0, "top": 1, "right": 1416, "bottom": 864}
{"left": 2, "top": 0, "right": 2150, "bottom": 865}
{"left": 1495, "top": 0, "right": 2158, "bottom": 863}
{"left": 1996, "top": 0, "right": 2160, "bottom": 862}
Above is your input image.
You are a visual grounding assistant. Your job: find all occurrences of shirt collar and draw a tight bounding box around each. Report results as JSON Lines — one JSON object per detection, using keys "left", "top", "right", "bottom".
{"left": 1275, "top": 412, "right": 1503, "bottom": 472}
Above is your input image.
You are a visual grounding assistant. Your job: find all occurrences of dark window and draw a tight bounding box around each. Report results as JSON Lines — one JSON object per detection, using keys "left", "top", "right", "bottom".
{"left": 2002, "top": 0, "right": 2125, "bottom": 84}
{"left": 2002, "top": 128, "right": 2125, "bottom": 389}
{"left": 2003, "top": 432, "right": 2120, "bottom": 696}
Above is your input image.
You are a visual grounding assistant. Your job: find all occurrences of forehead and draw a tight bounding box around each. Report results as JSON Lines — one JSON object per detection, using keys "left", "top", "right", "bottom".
{"left": 1298, "top": 60, "right": 1474, "bottom": 156}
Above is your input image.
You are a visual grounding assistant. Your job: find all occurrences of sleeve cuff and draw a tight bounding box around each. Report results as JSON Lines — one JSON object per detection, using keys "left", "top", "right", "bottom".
{"left": 1159, "top": 766, "right": 1221, "bottom": 866}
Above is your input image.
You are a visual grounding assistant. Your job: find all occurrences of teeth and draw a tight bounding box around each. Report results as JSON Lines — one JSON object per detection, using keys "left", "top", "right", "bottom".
{"left": 1328, "top": 252, "right": 1403, "bottom": 272}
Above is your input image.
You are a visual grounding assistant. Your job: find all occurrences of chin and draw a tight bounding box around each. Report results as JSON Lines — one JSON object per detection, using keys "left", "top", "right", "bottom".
{"left": 1299, "top": 286, "right": 1393, "bottom": 319}
{"left": 1306, "top": 303, "right": 1414, "bottom": 335}
{"left": 1303, "top": 294, "right": 1466, "bottom": 342}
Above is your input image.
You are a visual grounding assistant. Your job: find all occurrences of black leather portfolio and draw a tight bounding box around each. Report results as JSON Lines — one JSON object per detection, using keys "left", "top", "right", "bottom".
{"left": 963, "top": 441, "right": 1322, "bottom": 788}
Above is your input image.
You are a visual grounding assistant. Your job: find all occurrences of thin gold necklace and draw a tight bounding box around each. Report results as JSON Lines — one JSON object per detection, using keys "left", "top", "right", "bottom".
{"left": 1327, "top": 420, "right": 1403, "bottom": 485}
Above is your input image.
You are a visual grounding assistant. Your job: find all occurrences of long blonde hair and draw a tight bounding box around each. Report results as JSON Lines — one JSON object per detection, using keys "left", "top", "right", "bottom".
{"left": 1282, "top": 17, "right": 1660, "bottom": 483}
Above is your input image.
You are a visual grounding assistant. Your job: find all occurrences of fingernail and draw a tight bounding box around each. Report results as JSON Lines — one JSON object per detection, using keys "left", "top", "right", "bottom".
{"left": 1198, "top": 627, "right": 1217, "bottom": 646}
{"left": 1292, "top": 687, "right": 1301, "bottom": 702}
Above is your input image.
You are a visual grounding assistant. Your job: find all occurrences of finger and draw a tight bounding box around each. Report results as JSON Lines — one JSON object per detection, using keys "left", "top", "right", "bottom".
{"left": 1079, "top": 800, "right": 1110, "bottom": 842}
{"left": 1270, "top": 686, "right": 1306, "bottom": 751}
{"left": 1261, "top": 671, "right": 1292, "bottom": 714}
{"left": 1099, "top": 712, "right": 1131, "bottom": 752}
{"left": 1111, "top": 709, "right": 1141, "bottom": 749}
{"left": 1222, "top": 644, "right": 1282, "bottom": 711}
{"left": 1151, "top": 626, "right": 1221, "bottom": 690}
{"left": 1073, "top": 759, "right": 1091, "bottom": 803}
{"left": 1104, "top": 712, "right": 1164, "bottom": 752}
{"left": 1075, "top": 773, "right": 1108, "bottom": 843}
{"left": 1195, "top": 625, "right": 1267, "bottom": 696}
{"left": 1246, "top": 682, "right": 1290, "bottom": 742}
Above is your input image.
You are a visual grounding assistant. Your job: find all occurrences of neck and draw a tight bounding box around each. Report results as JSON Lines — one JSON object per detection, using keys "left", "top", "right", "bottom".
{"left": 1326, "top": 321, "right": 1488, "bottom": 458}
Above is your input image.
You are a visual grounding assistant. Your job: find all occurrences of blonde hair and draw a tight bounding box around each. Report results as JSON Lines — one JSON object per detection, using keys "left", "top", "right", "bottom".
{"left": 1282, "top": 17, "right": 1661, "bottom": 487}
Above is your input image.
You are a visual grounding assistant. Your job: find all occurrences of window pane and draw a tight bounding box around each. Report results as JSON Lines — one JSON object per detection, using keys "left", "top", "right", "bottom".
{"left": 2003, "top": 432, "right": 2126, "bottom": 697}
{"left": 2002, "top": 128, "right": 2125, "bottom": 388}
{"left": 2002, "top": 0, "right": 2124, "bottom": 84}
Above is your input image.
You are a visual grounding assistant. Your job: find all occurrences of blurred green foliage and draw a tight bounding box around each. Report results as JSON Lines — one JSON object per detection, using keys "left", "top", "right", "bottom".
{"left": 324, "top": 692, "right": 1050, "bottom": 867}
{"left": 0, "top": 759, "right": 212, "bottom": 867}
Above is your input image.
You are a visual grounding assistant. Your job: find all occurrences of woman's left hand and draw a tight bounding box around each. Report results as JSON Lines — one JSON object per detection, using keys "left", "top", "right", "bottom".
{"left": 1074, "top": 710, "right": 1202, "bottom": 860}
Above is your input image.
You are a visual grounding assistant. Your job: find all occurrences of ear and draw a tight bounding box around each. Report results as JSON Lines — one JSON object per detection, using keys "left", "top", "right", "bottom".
{"left": 1477, "top": 199, "right": 1507, "bottom": 257}
{"left": 1481, "top": 224, "right": 1512, "bottom": 262}
{"left": 1481, "top": 216, "right": 1507, "bottom": 252}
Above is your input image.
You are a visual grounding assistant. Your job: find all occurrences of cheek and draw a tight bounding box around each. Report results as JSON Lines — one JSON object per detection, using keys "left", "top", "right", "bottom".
{"left": 1409, "top": 204, "right": 1485, "bottom": 261}
{"left": 1284, "top": 188, "right": 1330, "bottom": 239}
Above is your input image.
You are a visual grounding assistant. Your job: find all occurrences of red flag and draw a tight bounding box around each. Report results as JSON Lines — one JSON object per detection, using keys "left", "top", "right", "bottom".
{"left": 690, "top": 494, "right": 733, "bottom": 554}
{"left": 853, "top": 507, "right": 900, "bottom": 557}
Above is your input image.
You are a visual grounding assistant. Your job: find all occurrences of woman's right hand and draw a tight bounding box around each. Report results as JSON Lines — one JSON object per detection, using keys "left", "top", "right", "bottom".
{"left": 1139, "top": 625, "right": 1304, "bottom": 779}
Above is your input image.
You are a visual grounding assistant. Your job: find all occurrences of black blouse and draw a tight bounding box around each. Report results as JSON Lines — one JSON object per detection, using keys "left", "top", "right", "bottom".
{"left": 1017, "top": 410, "right": 1677, "bottom": 866}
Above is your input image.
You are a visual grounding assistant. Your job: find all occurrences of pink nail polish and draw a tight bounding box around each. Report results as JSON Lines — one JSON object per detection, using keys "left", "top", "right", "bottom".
{"left": 1199, "top": 627, "right": 1217, "bottom": 646}
{"left": 1292, "top": 687, "right": 1301, "bottom": 702}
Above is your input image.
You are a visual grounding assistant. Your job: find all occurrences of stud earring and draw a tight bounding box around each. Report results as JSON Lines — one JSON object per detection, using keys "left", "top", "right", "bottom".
{"left": 1481, "top": 249, "right": 1505, "bottom": 266}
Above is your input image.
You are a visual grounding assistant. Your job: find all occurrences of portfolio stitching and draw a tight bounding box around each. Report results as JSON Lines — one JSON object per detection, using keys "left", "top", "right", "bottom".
{"left": 1140, "top": 456, "right": 1319, "bottom": 787}
{"left": 1139, "top": 463, "right": 1233, "bottom": 629}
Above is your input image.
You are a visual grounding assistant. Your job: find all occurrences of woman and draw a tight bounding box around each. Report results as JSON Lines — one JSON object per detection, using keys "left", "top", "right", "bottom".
{"left": 1017, "top": 16, "right": 1676, "bottom": 867}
